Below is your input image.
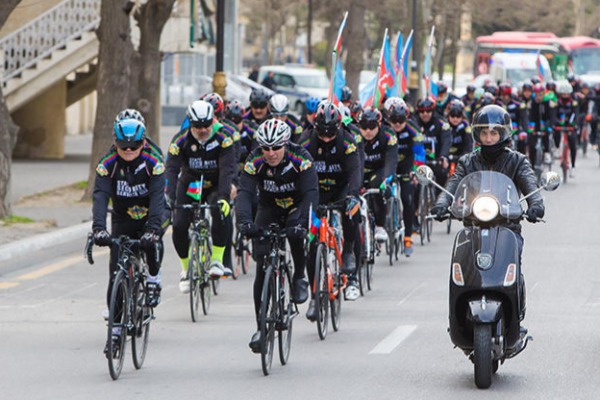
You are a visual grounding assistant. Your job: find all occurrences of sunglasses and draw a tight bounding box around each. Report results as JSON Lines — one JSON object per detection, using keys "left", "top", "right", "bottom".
{"left": 261, "top": 145, "right": 284, "bottom": 152}
{"left": 190, "top": 120, "right": 212, "bottom": 129}
{"left": 116, "top": 140, "right": 144, "bottom": 151}
{"left": 448, "top": 113, "right": 462, "bottom": 118}
{"left": 251, "top": 102, "right": 268, "bottom": 109}
{"left": 388, "top": 116, "right": 406, "bottom": 124}
{"left": 418, "top": 109, "right": 433, "bottom": 114}
{"left": 359, "top": 120, "right": 379, "bottom": 130}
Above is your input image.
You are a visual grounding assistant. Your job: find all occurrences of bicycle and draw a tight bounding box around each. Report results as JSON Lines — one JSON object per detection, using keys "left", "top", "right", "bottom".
{"left": 382, "top": 176, "right": 405, "bottom": 266}
{"left": 580, "top": 122, "right": 590, "bottom": 157}
{"left": 361, "top": 189, "right": 379, "bottom": 293}
{"left": 255, "top": 223, "right": 299, "bottom": 375}
{"left": 85, "top": 233, "right": 155, "bottom": 380}
{"left": 417, "top": 183, "right": 435, "bottom": 245}
{"left": 557, "top": 126, "right": 574, "bottom": 183}
{"left": 312, "top": 201, "right": 348, "bottom": 340}
{"left": 233, "top": 217, "right": 251, "bottom": 277}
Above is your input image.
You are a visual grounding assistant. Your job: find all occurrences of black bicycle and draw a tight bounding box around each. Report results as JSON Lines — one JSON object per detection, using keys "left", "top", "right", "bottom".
{"left": 85, "top": 233, "right": 154, "bottom": 380}
{"left": 417, "top": 183, "right": 435, "bottom": 245}
{"left": 255, "top": 223, "right": 299, "bottom": 376}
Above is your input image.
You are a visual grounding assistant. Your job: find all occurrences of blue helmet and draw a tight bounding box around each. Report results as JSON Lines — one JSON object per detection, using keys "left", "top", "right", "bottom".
{"left": 114, "top": 118, "right": 146, "bottom": 149}
{"left": 304, "top": 97, "right": 320, "bottom": 114}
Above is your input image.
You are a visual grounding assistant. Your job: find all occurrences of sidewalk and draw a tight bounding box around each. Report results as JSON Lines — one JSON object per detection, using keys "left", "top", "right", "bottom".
{"left": 0, "top": 127, "right": 180, "bottom": 260}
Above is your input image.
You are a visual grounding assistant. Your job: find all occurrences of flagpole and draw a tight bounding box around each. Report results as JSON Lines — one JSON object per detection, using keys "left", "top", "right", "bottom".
{"left": 399, "top": 29, "right": 414, "bottom": 98}
{"left": 424, "top": 26, "right": 435, "bottom": 98}
{"left": 372, "top": 28, "right": 388, "bottom": 108}
{"left": 328, "top": 11, "right": 349, "bottom": 103}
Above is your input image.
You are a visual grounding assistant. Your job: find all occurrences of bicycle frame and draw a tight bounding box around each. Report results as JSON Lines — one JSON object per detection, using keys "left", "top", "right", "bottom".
{"left": 317, "top": 205, "right": 347, "bottom": 300}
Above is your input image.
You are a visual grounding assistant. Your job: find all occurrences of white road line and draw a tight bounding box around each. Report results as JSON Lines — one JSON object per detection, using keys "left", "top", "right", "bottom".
{"left": 397, "top": 283, "right": 425, "bottom": 306}
{"left": 22, "top": 282, "right": 97, "bottom": 309}
{"left": 369, "top": 325, "right": 418, "bottom": 355}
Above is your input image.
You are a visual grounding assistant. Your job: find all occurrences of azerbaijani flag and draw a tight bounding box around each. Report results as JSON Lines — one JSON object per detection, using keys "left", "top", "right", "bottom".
{"left": 328, "top": 11, "right": 349, "bottom": 103}
{"left": 375, "top": 31, "right": 395, "bottom": 107}
{"left": 388, "top": 32, "right": 403, "bottom": 98}
{"left": 308, "top": 206, "right": 321, "bottom": 243}
{"left": 424, "top": 26, "right": 435, "bottom": 98}
{"left": 536, "top": 50, "right": 545, "bottom": 82}
{"left": 359, "top": 74, "right": 377, "bottom": 107}
{"left": 332, "top": 57, "right": 347, "bottom": 105}
{"left": 186, "top": 179, "right": 203, "bottom": 201}
{"left": 400, "top": 30, "right": 413, "bottom": 98}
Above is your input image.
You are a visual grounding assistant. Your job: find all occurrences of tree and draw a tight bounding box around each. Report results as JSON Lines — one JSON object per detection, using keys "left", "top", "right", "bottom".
{"left": 0, "top": 0, "right": 23, "bottom": 218}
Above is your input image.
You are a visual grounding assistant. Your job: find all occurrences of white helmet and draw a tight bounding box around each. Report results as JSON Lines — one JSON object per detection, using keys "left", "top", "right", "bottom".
{"left": 268, "top": 94, "right": 289, "bottom": 116}
{"left": 115, "top": 108, "right": 145, "bottom": 124}
{"left": 383, "top": 96, "right": 405, "bottom": 112}
{"left": 256, "top": 118, "right": 291, "bottom": 147}
{"left": 187, "top": 100, "right": 214, "bottom": 125}
{"left": 338, "top": 103, "right": 351, "bottom": 119}
{"left": 556, "top": 80, "right": 573, "bottom": 95}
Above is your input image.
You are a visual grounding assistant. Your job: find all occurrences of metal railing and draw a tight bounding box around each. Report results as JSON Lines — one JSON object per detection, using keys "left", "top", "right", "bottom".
{"left": 0, "top": 0, "right": 101, "bottom": 83}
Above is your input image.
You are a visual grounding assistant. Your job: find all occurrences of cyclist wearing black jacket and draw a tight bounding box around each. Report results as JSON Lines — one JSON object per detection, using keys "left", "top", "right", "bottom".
{"left": 300, "top": 101, "right": 362, "bottom": 307}
{"left": 92, "top": 118, "right": 168, "bottom": 352}
{"left": 166, "top": 100, "right": 236, "bottom": 292}
{"left": 446, "top": 100, "right": 474, "bottom": 163}
{"left": 554, "top": 81, "right": 579, "bottom": 176}
{"left": 237, "top": 118, "right": 317, "bottom": 353}
{"left": 244, "top": 88, "right": 272, "bottom": 125}
{"left": 268, "top": 94, "right": 304, "bottom": 143}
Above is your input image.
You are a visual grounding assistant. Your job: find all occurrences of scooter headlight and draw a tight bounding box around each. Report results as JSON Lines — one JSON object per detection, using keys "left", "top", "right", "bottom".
{"left": 472, "top": 196, "right": 499, "bottom": 222}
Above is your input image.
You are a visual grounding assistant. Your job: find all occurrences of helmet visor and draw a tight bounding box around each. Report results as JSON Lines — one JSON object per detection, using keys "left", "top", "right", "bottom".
{"left": 472, "top": 124, "right": 507, "bottom": 143}
{"left": 116, "top": 139, "right": 144, "bottom": 151}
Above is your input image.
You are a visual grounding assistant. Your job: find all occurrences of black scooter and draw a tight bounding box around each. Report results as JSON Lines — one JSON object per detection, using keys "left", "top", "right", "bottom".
{"left": 416, "top": 166, "right": 560, "bottom": 389}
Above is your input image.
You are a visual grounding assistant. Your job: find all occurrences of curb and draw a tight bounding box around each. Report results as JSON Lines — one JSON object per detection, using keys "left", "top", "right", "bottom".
{"left": 0, "top": 222, "right": 90, "bottom": 262}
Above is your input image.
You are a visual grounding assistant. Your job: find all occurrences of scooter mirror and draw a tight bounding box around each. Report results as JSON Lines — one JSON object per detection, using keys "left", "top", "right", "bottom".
{"left": 540, "top": 171, "right": 560, "bottom": 191}
{"left": 416, "top": 165, "right": 434, "bottom": 186}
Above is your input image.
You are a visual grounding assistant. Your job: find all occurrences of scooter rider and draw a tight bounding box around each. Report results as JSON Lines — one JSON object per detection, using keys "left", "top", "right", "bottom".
{"left": 430, "top": 104, "right": 545, "bottom": 324}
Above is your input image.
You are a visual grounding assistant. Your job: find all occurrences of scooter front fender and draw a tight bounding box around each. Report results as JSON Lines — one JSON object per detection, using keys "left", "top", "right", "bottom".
{"left": 467, "top": 298, "right": 503, "bottom": 324}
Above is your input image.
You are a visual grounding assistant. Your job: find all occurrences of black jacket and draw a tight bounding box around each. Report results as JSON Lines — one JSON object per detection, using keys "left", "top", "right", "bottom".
{"left": 434, "top": 147, "right": 544, "bottom": 232}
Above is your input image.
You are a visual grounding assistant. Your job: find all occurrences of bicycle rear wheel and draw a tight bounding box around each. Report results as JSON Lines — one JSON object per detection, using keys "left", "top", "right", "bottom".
{"left": 132, "top": 278, "right": 151, "bottom": 369}
{"left": 385, "top": 198, "right": 396, "bottom": 266}
{"left": 259, "top": 265, "right": 276, "bottom": 376}
{"left": 278, "top": 265, "right": 294, "bottom": 365}
{"left": 418, "top": 186, "right": 426, "bottom": 246}
{"left": 314, "top": 243, "right": 329, "bottom": 340}
{"left": 426, "top": 187, "right": 434, "bottom": 243}
{"left": 107, "top": 270, "right": 128, "bottom": 380}
{"left": 200, "top": 238, "right": 212, "bottom": 315}
{"left": 189, "top": 237, "right": 203, "bottom": 321}
{"left": 330, "top": 249, "right": 343, "bottom": 332}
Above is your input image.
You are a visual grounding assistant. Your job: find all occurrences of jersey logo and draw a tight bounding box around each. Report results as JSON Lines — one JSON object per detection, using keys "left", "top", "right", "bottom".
{"left": 169, "top": 143, "right": 180, "bottom": 155}
{"left": 153, "top": 162, "right": 165, "bottom": 175}
{"left": 127, "top": 205, "right": 148, "bottom": 220}
{"left": 96, "top": 164, "right": 109, "bottom": 176}
{"left": 275, "top": 197, "right": 294, "bottom": 209}
{"left": 221, "top": 136, "right": 233, "bottom": 148}
{"left": 299, "top": 159, "right": 312, "bottom": 171}
{"left": 344, "top": 142, "right": 356, "bottom": 154}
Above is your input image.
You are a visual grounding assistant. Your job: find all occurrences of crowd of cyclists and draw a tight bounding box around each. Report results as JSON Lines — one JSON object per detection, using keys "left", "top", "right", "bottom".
{"left": 90, "top": 72, "right": 597, "bottom": 356}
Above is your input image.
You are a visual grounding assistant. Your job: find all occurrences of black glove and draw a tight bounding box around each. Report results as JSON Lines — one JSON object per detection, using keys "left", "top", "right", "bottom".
{"left": 526, "top": 205, "right": 544, "bottom": 223}
{"left": 346, "top": 195, "right": 361, "bottom": 219}
{"left": 430, "top": 205, "right": 448, "bottom": 222}
{"left": 93, "top": 229, "right": 112, "bottom": 247}
{"left": 140, "top": 230, "right": 160, "bottom": 249}
{"left": 239, "top": 221, "right": 260, "bottom": 238}
{"left": 285, "top": 226, "right": 307, "bottom": 240}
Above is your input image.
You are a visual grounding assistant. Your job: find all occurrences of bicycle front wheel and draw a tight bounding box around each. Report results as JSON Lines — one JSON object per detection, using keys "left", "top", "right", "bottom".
{"left": 426, "top": 187, "right": 434, "bottom": 243}
{"left": 107, "top": 270, "right": 128, "bottom": 380}
{"left": 385, "top": 198, "right": 395, "bottom": 266}
{"left": 278, "top": 264, "right": 294, "bottom": 365}
{"left": 131, "top": 278, "right": 151, "bottom": 369}
{"left": 259, "top": 265, "right": 276, "bottom": 376}
{"left": 314, "top": 243, "right": 329, "bottom": 340}
{"left": 330, "top": 248, "right": 343, "bottom": 332}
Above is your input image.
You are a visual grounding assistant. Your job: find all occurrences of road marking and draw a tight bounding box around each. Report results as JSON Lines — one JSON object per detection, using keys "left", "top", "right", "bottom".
{"left": 23, "top": 283, "right": 97, "bottom": 309}
{"left": 369, "top": 325, "right": 418, "bottom": 355}
{"left": 0, "top": 282, "right": 20, "bottom": 289}
{"left": 397, "top": 283, "right": 425, "bottom": 306}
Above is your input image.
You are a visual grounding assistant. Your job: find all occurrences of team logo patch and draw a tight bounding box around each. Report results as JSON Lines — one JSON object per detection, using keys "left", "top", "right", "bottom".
{"left": 388, "top": 135, "right": 398, "bottom": 146}
{"left": 222, "top": 136, "right": 233, "bottom": 148}
{"left": 345, "top": 143, "right": 356, "bottom": 154}
{"left": 275, "top": 197, "right": 294, "bottom": 209}
{"left": 153, "top": 162, "right": 165, "bottom": 175}
{"left": 169, "top": 143, "right": 180, "bottom": 155}
{"left": 127, "top": 205, "right": 148, "bottom": 220}
{"left": 191, "top": 144, "right": 197, "bottom": 152}
{"left": 299, "top": 159, "right": 312, "bottom": 171}
{"left": 244, "top": 161, "right": 257, "bottom": 175}
{"left": 96, "top": 164, "right": 108, "bottom": 176}
{"left": 295, "top": 126, "right": 303, "bottom": 135}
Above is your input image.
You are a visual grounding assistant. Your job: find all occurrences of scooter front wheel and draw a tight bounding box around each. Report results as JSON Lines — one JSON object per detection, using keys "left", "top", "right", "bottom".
{"left": 473, "top": 324, "right": 493, "bottom": 389}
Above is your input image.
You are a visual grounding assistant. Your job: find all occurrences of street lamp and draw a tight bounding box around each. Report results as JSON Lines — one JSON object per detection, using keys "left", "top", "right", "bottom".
{"left": 213, "top": 0, "right": 227, "bottom": 97}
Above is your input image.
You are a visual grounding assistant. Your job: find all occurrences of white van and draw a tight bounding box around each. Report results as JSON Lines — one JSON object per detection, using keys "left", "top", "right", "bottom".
{"left": 489, "top": 52, "right": 553, "bottom": 84}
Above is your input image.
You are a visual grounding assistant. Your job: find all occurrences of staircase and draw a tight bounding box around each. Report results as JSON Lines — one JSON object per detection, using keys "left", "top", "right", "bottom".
{"left": 1, "top": 0, "right": 101, "bottom": 112}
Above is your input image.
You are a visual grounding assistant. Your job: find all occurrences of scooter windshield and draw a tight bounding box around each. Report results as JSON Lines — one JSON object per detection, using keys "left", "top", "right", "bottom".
{"left": 449, "top": 171, "right": 523, "bottom": 221}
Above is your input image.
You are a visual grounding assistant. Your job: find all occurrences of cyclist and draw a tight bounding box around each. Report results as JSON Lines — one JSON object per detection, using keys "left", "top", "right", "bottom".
{"left": 114, "top": 109, "right": 163, "bottom": 156}
{"left": 434, "top": 81, "right": 459, "bottom": 119}
{"left": 302, "top": 96, "right": 321, "bottom": 131}
{"left": 244, "top": 88, "right": 272, "bottom": 125}
{"left": 236, "top": 118, "right": 318, "bottom": 352}
{"left": 341, "top": 85, "right": 353, "bottom": 107}
{"left": 226, "top": 99, "right": 258, "bottom": 170}
{"left": 447, "top": 100, "right": 473, "bottom": 168}
{"left": 92, "top": 118, "right": 168, "bottom": 351}
{"left": 385, "top": 100, "right": 422, "bottom": 256}
{"left": 166, "top": 100, "right": 236, "bottom": 293}
{"left": 554, "top": 80, "right": 579, "bottom": 177}
{"left": 350, "top": 100, "right": 363, "bottom": 124}
{"left": 496, "top": 83, "right": 528, "bottom": 154}
{"left": 461, "top": 84, "right": 477, "bottom": 121}
{"left": 268, "top": 94, "right": 303, "bottom": 143}
{"left": 576, "top": 82, "right": 597, "bottom": 147}
{"left": 300, "top": 101, "right": 362, "bottom": 304}
{"left": 359, "top": 107, "right": 399, "bottom": 243}
{"left": 523, "top": 82, "right": 554, "bottom": 167}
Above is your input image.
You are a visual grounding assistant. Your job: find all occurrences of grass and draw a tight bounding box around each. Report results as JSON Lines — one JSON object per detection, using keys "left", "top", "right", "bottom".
{"left": 73, "top": 181, "right": 88, "bottom": 190}
{"left": 2, "top": 215, "right": 35, "bottom": 225}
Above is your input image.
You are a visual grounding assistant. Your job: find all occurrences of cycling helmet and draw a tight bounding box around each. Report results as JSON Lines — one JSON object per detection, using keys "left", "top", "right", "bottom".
{"left": 546, "top": 81, "right": 557, "bottom": 92}
{"left": 341, "top": 86, "right": 353, "bottom": 102}
{"left": 447, "top": 99, "right": 465, "bottom": 117}
{"left": 359, "top": 107, "right": 382, "bottom": 129}
{"left": 187, "top": 100, "right": 215, "bottom": 128}
{"left": 556, "top": 80, "right": 573, "bottom": 95}
{"left": 531, "top": 77, "right": 541, "bottom": 85}
{"left": 383, "top": 96, "right": 405, "bottom": 113}
{"left": 416, "top": 97, "right": 436, "bottom": 112}
{"left": 521, "top": 81, "right": 533, "bottom": 92}
{"left": 387, "top": 102, "right": 409, "bottom": 124}
{"left": 338, "top": 103, "right": 351, "bottom": 119}
{"left": 350, "top": 100, "right": 363, "bottom": 120}
{"left": 437, "top": 82, "right": 448, "bottom": 94}
{"left": 479, "top": 92, "right": 496, "bottom": 107}
{"left": 115, "top": 108, "right": 145, "bottom": 124}
{"left": 532, "top": 83, "right": 544, "bottom": 94}
{"left": 466, "top": 84, "right": 476, "bottom": 94}
{"left": 249, "top": 88, "right": 272, "bottom": 108}
{"left": 485, "top": 84, "right": 499, "bottom": 96}
{"left": 314, "top": 101, "right": 342, "bottom": 137}
{"left": 255, "top": 118, "right": 291, "bottom": 147}
{"left": 471, "top": 105, "right": 512, "bottom": 145}
{"left": 305, "top": 97, "right": 321, "bottom": 114}
{"left": 225, "top": 99, "right": 245, "bottom": 124}
{"left": 114, "top": 118, "right": 146, "bottom": 149}
{"left": 567, "top": 73, "right": 576, "bottom": 83}
{"left": 268, "top": 94, "right": 289, "bottom": 116}
{"left": 201, "top": 93, "right": 225, "bottom": 118}
{"left": 499, "top": 83, "right": 512, "bottom": 96}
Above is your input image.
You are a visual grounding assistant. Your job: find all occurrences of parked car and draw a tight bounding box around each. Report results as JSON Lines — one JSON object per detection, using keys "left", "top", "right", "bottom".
{"left": 257, "top": 65, "right": 329, "bottom": 114}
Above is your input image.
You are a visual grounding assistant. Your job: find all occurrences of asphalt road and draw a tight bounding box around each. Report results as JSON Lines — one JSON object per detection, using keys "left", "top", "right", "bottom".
{"left": 1, "top": 151, "right": 600, "bottom": 399}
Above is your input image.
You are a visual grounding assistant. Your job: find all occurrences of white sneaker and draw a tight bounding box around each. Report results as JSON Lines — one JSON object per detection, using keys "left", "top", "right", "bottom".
{"left": 375, "top": 226, "right": 388, "bottom": 242}
{"left": 543, "top": 152, "right": 552, "bottom": 164}
{"left": 179, "top": 270, "right": 190, "bottom": 294}
{"left": 344, "top": 284, "right": 360, "bottom": 301}
{"left": 569, "top": 167, "right": 575, "bottom": 178}
{"left": 208, "top": 261, "right": 225, "bottom": 278}
{"left": 101, "top": 308, "right": 109, "bottom": 321}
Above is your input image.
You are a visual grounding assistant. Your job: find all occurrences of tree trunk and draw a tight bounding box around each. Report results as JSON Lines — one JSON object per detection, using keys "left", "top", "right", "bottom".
{"left": 345, "top": 0, "right": 366, "bottom": 97}
{"left": 0, "top": 0, "right": 23, "bottom": 218}
{"left": 82, "top": 0, "right": 134, "bottom": 200}
{"left": 133, "top": 0, "right": 175, "bottom": 145}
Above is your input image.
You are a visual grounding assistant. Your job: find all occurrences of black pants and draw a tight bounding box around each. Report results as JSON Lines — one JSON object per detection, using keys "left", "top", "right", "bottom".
{"left": 399, "top": 176, "right": 416, "bottom": 237}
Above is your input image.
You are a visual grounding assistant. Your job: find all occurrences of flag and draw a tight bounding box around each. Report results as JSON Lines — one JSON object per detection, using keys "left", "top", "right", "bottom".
{"left": 328, "top": 12, "right": 349, "bottom": 103}
{"left": 186, "top": 180, "right": 203, "bottom": 201}
{"left": 389, "top": 32, "right": 403, "bottom": 98}
{"left": 372, "top": 30, "right": 395, "bottom": 108}
{"left": 535, "top": 50, "right": 545, "bottom": 82}
{"left": 400, "top": 30, "right": 413, "bottom": 97}
{"left": 308, "top": 207, "right": 321, "bottom": 243}
{"left": 359, "top": 74, "right": 377, "bottom": 107}
{"left": 424, "top": 26, "right": 435, "bottom": 98}
{"left": 332, "top": 57, "right": 347, "bottom": 105}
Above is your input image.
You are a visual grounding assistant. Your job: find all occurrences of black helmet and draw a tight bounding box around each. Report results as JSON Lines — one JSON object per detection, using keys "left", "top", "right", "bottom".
{"left": 479, "top": 92, "right": 496, "bottom": 107}
{"left": 350, "top": 100, "right": 363, "bottom": 120}
{"left": 437, "top": 81, "right": 448, "bottom": 94}
{"left": 249, "top": 88, "right": 272, "bottom": 108}
{"left": 416, "top": 97, "right": 435, "bottom": 112}
{"left": 359, "top": 107, "right": 382, "bottom": 130}
{"left": 447, "top": 99, "right": 465, "bottom": 117}
{"left": 314, "top": 101, "right": 342, "bottom": 137}
{"left": 466, "top": 84, "right": 476, "bottom": 94}
{"left": 531, "top": 77, "right": 541, "bottom": 85}
{"left": 387, "top": 102, "right": 409, "bottom": 124}
{"left": 485, "top": 84, "right": 499, "bottom": 96}
{"left": 522, "top": 82, "right": 533, "bottom": 92}
{"left": 546, "top": 81, "right": 557, "bottom": 92}
{"left": 225, "top": 99, "right": 245, "bottom": 124}
{"left": 471, "top": 105, "right": 512, "bottom": 145}
{"left": 341, "top": 86, "right": 353, "bottom": 102}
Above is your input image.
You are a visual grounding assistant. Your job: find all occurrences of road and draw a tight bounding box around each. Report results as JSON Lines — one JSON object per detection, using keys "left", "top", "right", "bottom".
{"left": 1, "top": 153, "right": 600, "bottom": 399}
